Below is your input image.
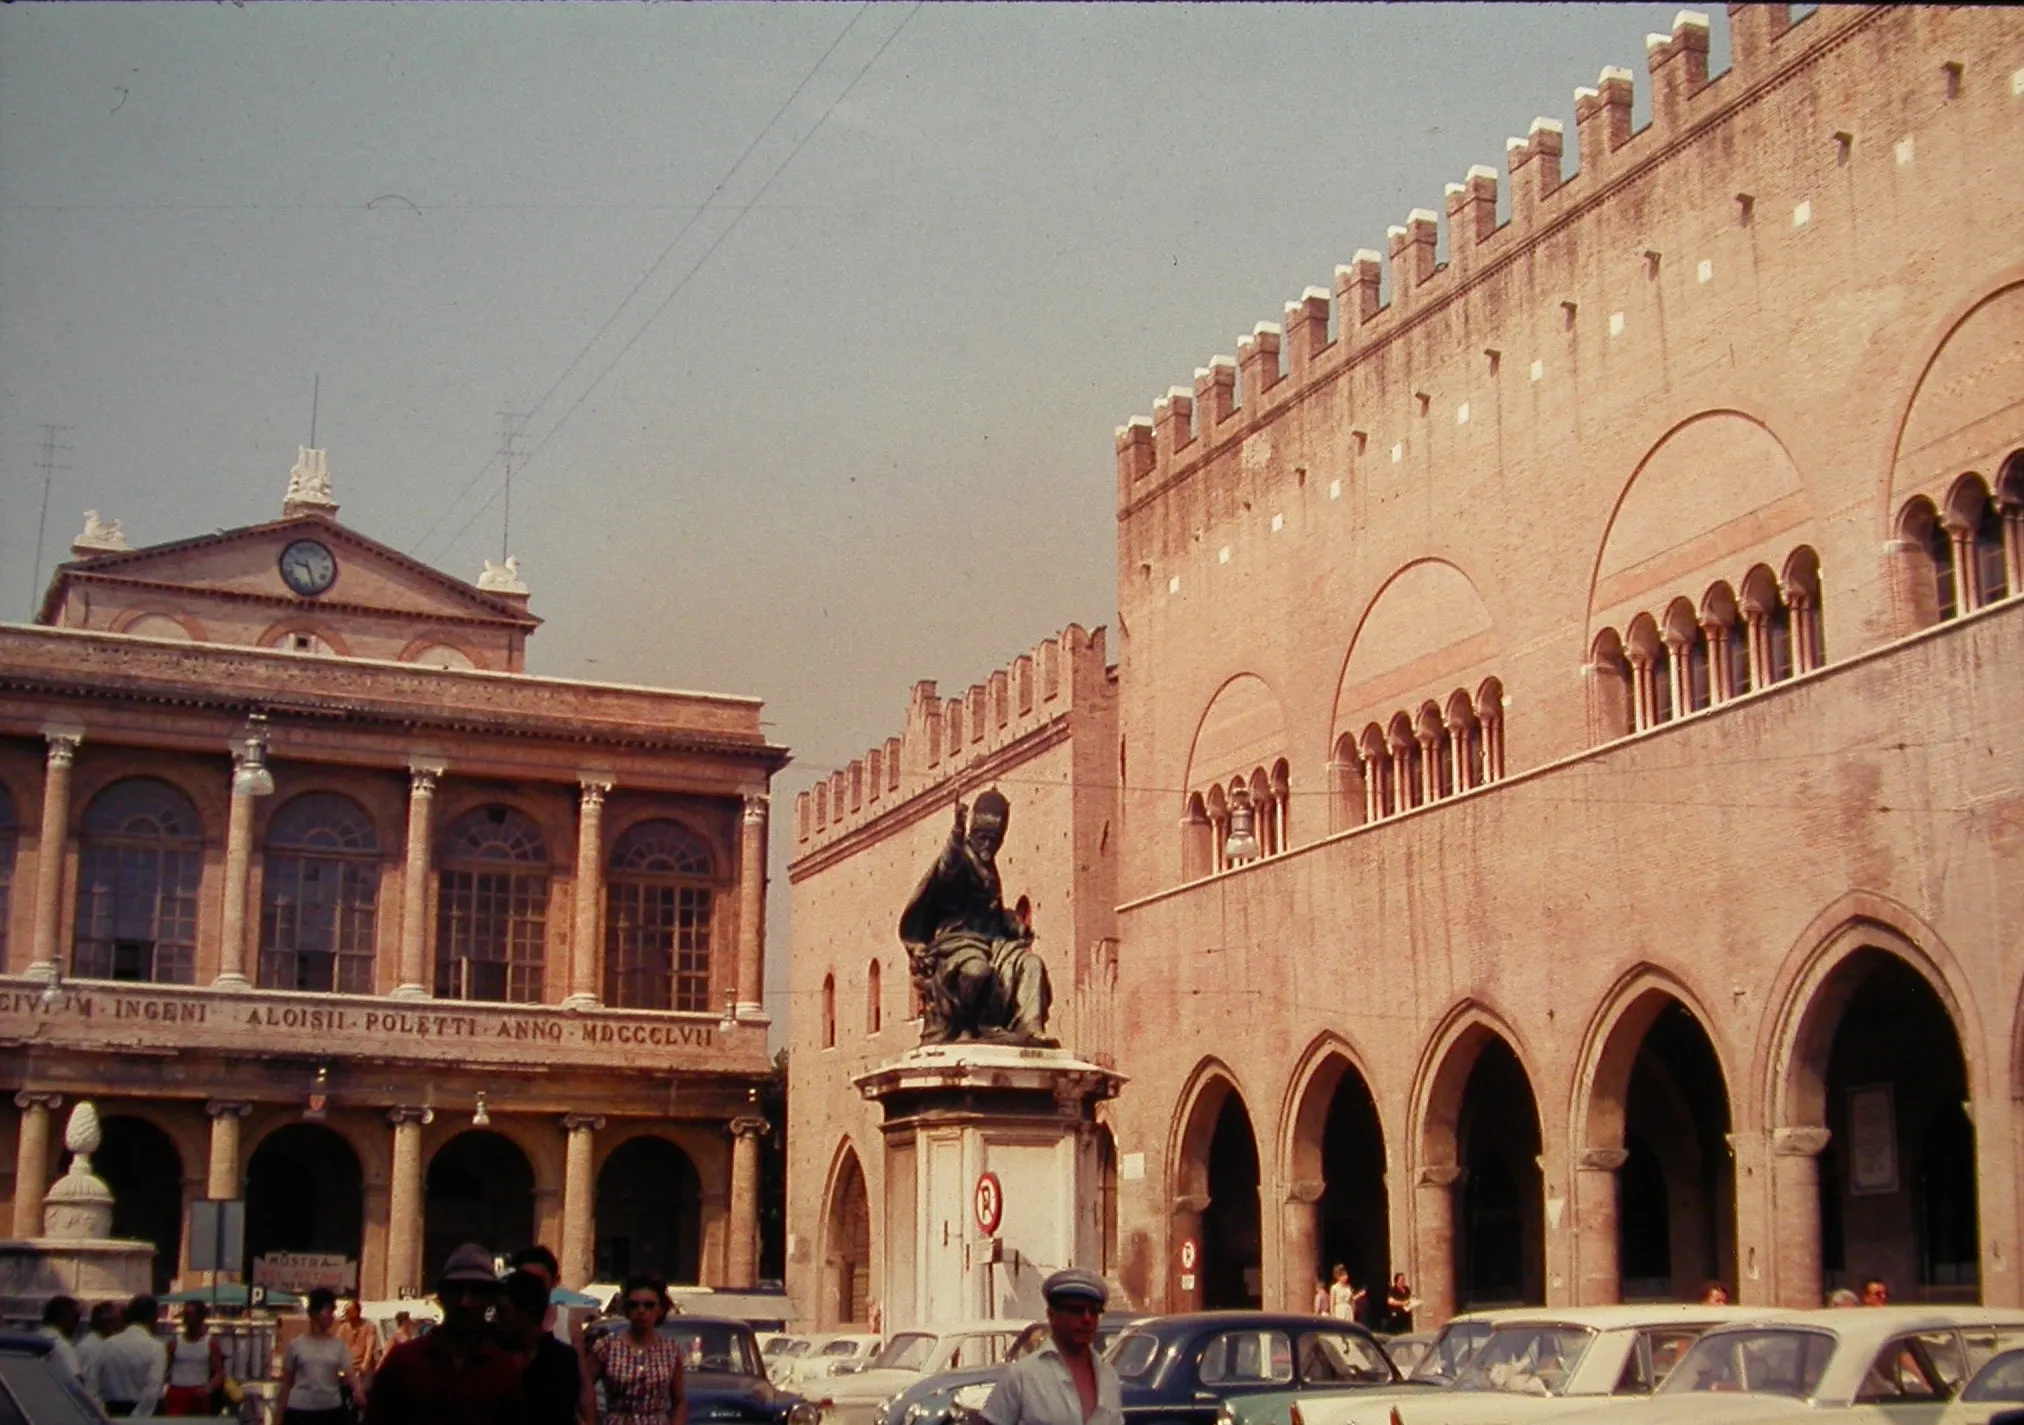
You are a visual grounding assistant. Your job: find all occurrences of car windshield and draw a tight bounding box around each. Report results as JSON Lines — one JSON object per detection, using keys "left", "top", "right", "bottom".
{"left": 872, "top": 1333, "right": 938, "bottom": 1373}
{"left": 1410, "top": 1321, "right": 1492, "bottom": 1384}
{"left": 1454, "top": 1327, "right": 1594, "bottom": 1396}
{"left": 1659, "top": 1329, "right": 1836, "bottom": 1399}
{"left": 1295, "top": 1330, "right": 1394, "bottom": 1386}
{"left": 1964, "top": 1349, "right": 2024, "bottom": 1403}
{"left": 657, "top": 1323, "right": 762, "bottom": 1377}
{"left": 1107, "top": 1331, "right": 1162, "bottom": 1381}
{"left": 822, "top": 1339, "right": 863, "bottom": 1356}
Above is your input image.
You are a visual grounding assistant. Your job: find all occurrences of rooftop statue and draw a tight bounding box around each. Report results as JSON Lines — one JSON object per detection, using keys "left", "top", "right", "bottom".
{"left": 899, "top": 789, "right": 1055, "bottom": 1047}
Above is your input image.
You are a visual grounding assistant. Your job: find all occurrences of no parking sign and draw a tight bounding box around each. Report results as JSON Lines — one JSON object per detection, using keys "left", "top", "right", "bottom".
{"left": 974, "top": 1171, "right": 1004, "bottom": 1235}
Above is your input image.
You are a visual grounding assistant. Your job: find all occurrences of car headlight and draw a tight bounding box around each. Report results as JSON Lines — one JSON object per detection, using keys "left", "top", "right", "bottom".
{"left": 790, "top": 1403, "right": 822, "bottom": 1425}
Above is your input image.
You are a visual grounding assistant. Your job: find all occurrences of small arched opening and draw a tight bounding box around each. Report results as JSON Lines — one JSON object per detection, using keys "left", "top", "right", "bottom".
{"left": 596, "top": 1135, "right": 703, "bottom": 1285}
{"left": 424, "top": 1130, "right": 535, "bottom": 1284}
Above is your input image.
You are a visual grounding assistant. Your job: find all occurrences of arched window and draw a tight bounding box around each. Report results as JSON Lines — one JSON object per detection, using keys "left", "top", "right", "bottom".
{"left": 1249, "top": 769, "right": 1275, "bottom": 857}
{"left": 605, "top": 818, "right": 716, "bottom": 1013}
{"left": 1476, "top": 678, "right": 1506, "bottom": 782}
{"left": 1418, "top": 703, "right": 1452, "bottom": 801}
{"left": 1589, "top": 629, "right": 1632, "bottom": 744}
{"left": 1948, "top": 475, "right": 2009, "bottom": 611}
{"left": 1331, "top": 736, "right": 1367, "bottom": 831}
{"left": 436, "top": 805, "right": 548, "bottom": 1003}
{"left": 74, "top": 778, "right": 203, "bottom": 983}
{"left": 821, "top": 973, "right": 837, "bottom": 1049}
{"left": 1702, "top": 582, "right": 1748, "bottom": 702}
{"left": 1389, "top": 714, "right": 1422, "bottom": 810}
{"left": 259, "top": 793, "right": 379, "bottom": 994}
{"left": 1783, "top": 545, "right": 1825, "bottom": 673}
{"left": 1183, "top": 793, "right": 1214, "bottom": 881}
{"left": 1360, "top": 725, "right": 1391, "bottom": 819}
{"left": 1446, "top": 691, "right": 1482, "bottom": 791}
{"left": 1898, "top": 496, "right": 1957, "bottom": 625}
{"left": 1271, "top": 760, "right": 1291, "bottom": 850}
{"left": 1665, "top": 598, "right": 1710, "bottom": 714}
{"left": 1625, "top": 615, "right": 1670, "bottom": 730}
{"left": 866, "top": 959, "right": 883, "bottom": 1034}
{"left": 2000, "top": 454, "right": 2024, "bottom": 598}
{"left": 0, "top": 786, "right": 15, "bottom": 964}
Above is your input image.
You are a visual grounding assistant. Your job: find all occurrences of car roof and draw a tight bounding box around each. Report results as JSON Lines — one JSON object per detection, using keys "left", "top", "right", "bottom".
{"left": 1121, "top": 1312, "right": 1380, "bottom": 1337}
{"left": 1481, "top": 1305, "right": 1786, "bottom": 1331}
{"left": 1691, "top": 1307, "right": 2024, "bottom": 1402}
{"left": 888, "top": 1320, "right": 1026, "bottom": 1338}
{"left": 0, "top": 1333, "right": 51, "bottom": 1355}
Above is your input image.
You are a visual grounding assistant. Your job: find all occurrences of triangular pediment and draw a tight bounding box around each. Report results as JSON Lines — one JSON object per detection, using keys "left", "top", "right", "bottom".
{"left": 42, "top": 514, "right": 537, "bottom": 628}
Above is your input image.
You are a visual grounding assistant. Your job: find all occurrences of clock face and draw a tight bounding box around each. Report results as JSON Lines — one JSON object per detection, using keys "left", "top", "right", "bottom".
{"left": 279, "top": 539, "right": 337, "bottom": 597}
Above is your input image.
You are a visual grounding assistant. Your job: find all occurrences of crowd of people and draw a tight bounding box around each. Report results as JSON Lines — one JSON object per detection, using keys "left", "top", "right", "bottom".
{"left": 30, "top": 1240, "right": 687, "bottom": 1424}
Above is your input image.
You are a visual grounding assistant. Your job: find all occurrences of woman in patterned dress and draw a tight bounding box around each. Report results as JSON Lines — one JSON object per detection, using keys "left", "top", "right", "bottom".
{"left": 591, "top": 1275, "right": 686, "bottom": 1425}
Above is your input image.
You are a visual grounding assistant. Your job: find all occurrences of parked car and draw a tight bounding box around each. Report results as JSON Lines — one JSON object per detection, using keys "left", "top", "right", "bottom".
{"left": 1585, "top": 1307, "right": 2024, "bottom": 1425}
{"left": 0, "top": 1331, "right": 108, "bottom": 1423}
{"left": 766, "top": 1335, "right": 815, "bottom": 1385}
{"left": 1102, "top": 1311, "right": 1397, "bottom": 1425}
{"left": 793, "top": 1333, "right": 886, "bottom": 1385}
{"left": 584, "top": 1314, "right": 821, "bottom": 1425}
{"left": 820, "top": 1322, "right": 1026, "bottom": 1425}
{"left": 1376, "top": 1333, "right": 1434, "bottom": 1379}
{"left": 1947, "top": 1347, "right": 2024, "bottom": 1425}
{"left": 884, "top": 1314, "right": 1147, "bottom": 1425}
{"left": 1373, "top": 1305, "right": 1779, "bottom": 1423}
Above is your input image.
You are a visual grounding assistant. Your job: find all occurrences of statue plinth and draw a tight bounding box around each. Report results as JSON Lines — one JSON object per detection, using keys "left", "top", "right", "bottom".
{"left": 0, "top": 1101, "right": 153, "bottom": 1325}
{"left": 855, "top": 1044, "right": 1125, "bottom": 1329}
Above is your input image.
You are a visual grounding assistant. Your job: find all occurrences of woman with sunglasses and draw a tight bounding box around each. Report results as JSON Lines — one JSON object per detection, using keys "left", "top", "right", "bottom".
{"left": 590, "top": 1275, "right": 685, "bottom": 1425}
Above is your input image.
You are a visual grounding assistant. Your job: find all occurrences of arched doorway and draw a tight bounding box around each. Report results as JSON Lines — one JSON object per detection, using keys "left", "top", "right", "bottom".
{"left": 89, "top": 1116, "right": 184, "bottom": 1293}
{"left": 1286, "top": 1049, "right": 1388, "bottom": 1319}
{"left": 424, "top": 1131, "right": 535, "bottom": 1284}
{"left": 1796, "top": 950, "right": 1977, "bottom": 1301}
{"left": 1456, "top": 1038, "right": 1543, "bottom": 1308}
{"left": 596, "top": 1136, "right": 703, "bottom": 1285}
{"left": 246, "top": 1125, "right": 365, "bottom": 1294}
{"left": 822, "top": 1149, "right": 870, "bottom": 1327}
{"left": 1619, "top": 1003, "right": 1733, "bottom": 1299}
{"left": 1202, "top": 1096, "right": 1262, "bottom": 1309}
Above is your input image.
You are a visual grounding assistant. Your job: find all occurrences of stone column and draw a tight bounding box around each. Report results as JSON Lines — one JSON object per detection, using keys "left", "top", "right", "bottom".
{"left": 205, "top": 1100, "right": 252, "bottom": 1200}
{"left": 735, "top": 795, "right": 769, "bottom": 1019}
{"left": 1573, "top": 1147, "right": 1627, "bottom": 1306}
{"left": 394, "top": 765, "right": 443, "bottom": 1001}
{"left": 1625, "top": 652, "right": 1652, "bottom": 732}
{"left": 1281, "top": 1178, "right": 1324, "bottom": 1312}
{"left": 1416, "top": 731, "right": 1439, "bottom": 803}
{"left": 10, "top": 1092, "right": 63, "bottom": 1237}
{"left": 386, "top": 1108, "right": 433, "bottom": 1295}
{"left": 1414, "top": 1165, "right": 1461, "bottom": 1326}
{"left": 26, "top": 731, "right": 82, "bottom": 982}
{"left": 1947, "top": 522, "right": 1975, "bottom": 612}
{"left": 563, "top": 780, "right": 612, "bottom": 1011}
{"left": 1784, "top": 590, "right": 1818, "bottom": 673}
{"left": 727, "top": 1114, "right": 770, "bottom": 1288}
{"left": 2004, "top": 504, "right": 2024, "bottom": 597}
{"left": 1706, "top": 622, "right": 1733, "bottom": 702}
{"left": 1361, "top": 753, "right": 1382, "bottom": 822}
{"left": 215, "top": 757, "right": 261, "bottom": 990}
{"left": 1665, "top": 637, "right": 1690, "bottom": 718}
{"left": 1770, "top": 1127, "right": 1830, "bottom": 1307}
{"left": 559, "top": 1113, "right": 604, "bottom": 1289}
{"left": 1743, "top": 611, "right": 1769, "bottom": 690}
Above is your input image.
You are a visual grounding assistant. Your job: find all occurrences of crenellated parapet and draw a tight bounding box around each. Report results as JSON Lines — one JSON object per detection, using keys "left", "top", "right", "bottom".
{"left": 1113, "top": 4, "right": 1866, "bottom": 515}
{"left": 791, "top": 624, "right": 1110, "bottom": 858}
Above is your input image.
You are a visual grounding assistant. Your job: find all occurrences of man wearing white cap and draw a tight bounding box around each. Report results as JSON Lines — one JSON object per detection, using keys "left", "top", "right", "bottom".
{"left": 979, "top": 1269, "right": 1122, "bottom": 1425}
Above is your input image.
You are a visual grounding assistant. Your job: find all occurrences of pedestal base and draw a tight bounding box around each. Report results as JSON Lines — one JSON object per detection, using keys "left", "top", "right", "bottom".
{"left": 855, "top": 1044, "right": 1124, "bottom": 1331}
{"left": 0, "top": 1237, "right": 155, "bottom": 1327}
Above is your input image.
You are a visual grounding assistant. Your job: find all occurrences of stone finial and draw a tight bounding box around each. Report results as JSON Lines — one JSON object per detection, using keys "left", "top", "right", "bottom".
{"left": 477, "top": 555, "right": 529, "bottom": 594}
{"left": 43, "top": 1101, "right": 115, "bottom": 1240}
{"left": 72, "top": 511, "right": 131, "bottom": 555}
{"left": 284, "top": 446, "right": 339, "bottom": 518}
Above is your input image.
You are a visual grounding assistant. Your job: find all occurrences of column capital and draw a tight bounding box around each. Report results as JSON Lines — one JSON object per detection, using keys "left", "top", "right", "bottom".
{"left": 729, "top": 1114, "right": 770, "bottom": 1140}
{"left": 205, "top": 1099, "right": 253, "bottom": 1120}
{"left": 578, "top": 777, "right": 615, "bottom": 806}
{"left": 42, "top": 730, "right": 83, "bottom": 767}
{"left": 1576, "top": 1146, "right": 1630, "bottom": 1173}
{"left": 1772, "top": 1125, "right": 1832, "bottom": 1158}
{"left": 13, "top": 1091, "right": 62, "bottom": 1112}
{"left": 742, "top": 793, "right": 770, "bottom": 825}
{"left": 407, "top": 768, "right": 441, "bottom": 798}
{"left": 1172, "top": 1192, "right": 1210, "bottom": 1216}
{"left": 1282, "top": 1176, "right": 1325, "bottom": 1206}
{"left": 387, "top": 1106, "right": 434, "bottom": 1127}
{"left": 561, "top": 1112, "right": 606, "bottom": 1134}
{"left": 1417, "top": 1163, "right": 1463, "bottom": 1189}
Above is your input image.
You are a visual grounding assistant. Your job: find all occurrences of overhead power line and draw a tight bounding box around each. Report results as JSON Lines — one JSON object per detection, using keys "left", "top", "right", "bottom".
{"left": 28, "top": 423, "right": 73, "bottom": 618}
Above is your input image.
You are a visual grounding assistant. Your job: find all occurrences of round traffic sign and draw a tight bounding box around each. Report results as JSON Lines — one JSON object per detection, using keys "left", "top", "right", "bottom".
{"left": 1179, "top": 1237, "right": 1199, "bottom": 1271}
{"left": 974, "top": 1171, "right": 1004, "bottom": 1235}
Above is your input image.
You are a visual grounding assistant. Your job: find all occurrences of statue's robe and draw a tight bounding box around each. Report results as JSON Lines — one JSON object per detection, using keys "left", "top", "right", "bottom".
{"left": 898, "top": 827, "right": 1051, "bottom": 1044}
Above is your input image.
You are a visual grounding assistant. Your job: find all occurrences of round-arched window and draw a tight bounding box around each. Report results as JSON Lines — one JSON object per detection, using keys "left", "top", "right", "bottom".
{"left": 75, "top": 778, "right": 203, "bottom": 983}
{"left": 605, "top": 819, "right": 718, "bottom": 1012}
{"left": 436, "top": 805, "right": 549, "bottom": 1003}
{"left": 260, "top": 793, "right": 381, "bottom": 994}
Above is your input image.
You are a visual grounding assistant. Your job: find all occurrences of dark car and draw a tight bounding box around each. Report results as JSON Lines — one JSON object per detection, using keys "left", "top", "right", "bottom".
{"left": 1106, "top": 1313, "right": 1399, "bottom": 1425}
{"left": 0, "top": 1331, "right": 108, "bottom": 1423}
{"left": 887, "top": 1315, "right": 1146, "bottom": 1425}
{"left": 585, "top": 1314, "right": 821, "bottom": 1425}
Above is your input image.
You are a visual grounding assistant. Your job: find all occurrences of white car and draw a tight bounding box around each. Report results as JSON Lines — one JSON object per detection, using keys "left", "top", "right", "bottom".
{"left": 1558, "top": 1307, "right": 2024, "bottom": 1425}
{"left": 817, "top": 1321, "right": 1025, "bottom": 1425}
{"left": 1943, "top": 1345, "right": 2024, "bottom": 1425}
{"left": 793, "top": 1333, "right": 887, "bottom": 1385}
{"left": 765, "top": 1334, "right": 814, "bottom": 1385}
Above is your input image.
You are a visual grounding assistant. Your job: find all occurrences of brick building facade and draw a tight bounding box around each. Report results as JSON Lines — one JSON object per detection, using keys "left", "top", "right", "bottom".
{"left": 791, "top": 3, "right": 2022, "bottom": 1328}
{"left": 0, "top": 453, "right": 787, "bottom": 1300}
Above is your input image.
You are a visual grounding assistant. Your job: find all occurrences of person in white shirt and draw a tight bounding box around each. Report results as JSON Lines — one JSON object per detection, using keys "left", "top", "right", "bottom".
{"left": 979, "top": 1269, "right": 1123, "bottom": 1425}
{"left": 36, "top": 1296, "right": 83, "bottom": 1386}
{"left": 87, "top": 1293, "right": 167, "bottom": 1418}
{"left": 1326, "top": 1265, "right": 1363, "bottom": 1324}
{"left": 76, "top": 1300, "right": 122, "bottom": 1389}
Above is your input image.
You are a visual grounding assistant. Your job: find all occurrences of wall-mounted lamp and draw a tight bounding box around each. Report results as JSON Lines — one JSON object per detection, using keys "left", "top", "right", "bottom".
{"left": 472, "top": 1090, "right": 491, "bottom": 1127}
{"left": 230, "top": 713, "right": 276, "bottom": 798}
{"left": 718, "top": 993, "right": 738, "bottom": 1035}
{"left": 1223, "top": 785, "right": 1259, "bottom": 864}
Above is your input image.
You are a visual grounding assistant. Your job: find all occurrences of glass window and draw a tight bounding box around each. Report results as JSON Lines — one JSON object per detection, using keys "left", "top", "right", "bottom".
{"left": 260, "top": 792, "right": 380, "bottom": 994}
{"left": 1197, "top": 1330, "right": 1294, "bottom": 1386}
{"left": 1293, "top": 1330, "right": 1392, "bottom": 1386}
{"left": 606, "top": 819, "right": 717, "bottom": 1012}
{"left": 1108, "top": 1332, "right": 1161, "bottom": 1380}
{"left": 1645, "top": 1329, "right": 1701, "bottom": 1390}
{"left": 1411, "top": 1322, "right": 1493, "bottom": 1384}
{"left": 1454, "top": 1327, "right": 1594, "bottom": 1397}
{"left": 821, "top": 1339, "right": 860, "bottom": 1357}
{"left": 1854, "top": 1335, "right": 1950, "bottom": 1402}
{"left": 870, "top": 1334, "right": 935, "bottom": 1373}
{"left": 1660, "top": 1329, "right": 1835, "bottom": 1399}
{"left": 436, "top": 805, "right": 548, "bottom": 1003}
{"left": 1963, "top": 1348, "right": 2024, "bottom": 1403}
{"left": 659, "top": 1322, "right": 760, "bottom": 1377}
{"left": 74, "top": 778, "right": 203, "bottom": 984}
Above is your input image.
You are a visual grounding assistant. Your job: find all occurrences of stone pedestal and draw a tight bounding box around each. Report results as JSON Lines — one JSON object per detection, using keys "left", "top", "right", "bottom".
{"left": 855, "top": 1044, "right": 1123, "bottom": 1330}
{"left": 0, "top": 1101, "right": 153, "bottom": 1325}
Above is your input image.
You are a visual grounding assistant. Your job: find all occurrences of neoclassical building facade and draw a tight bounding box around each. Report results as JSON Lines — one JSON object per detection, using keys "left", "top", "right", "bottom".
{"left": 791, "top": 3, "right": 2024, "bottom": 1329}
{"left": 0, "top": 455, "right": 787, "bottom": 1299}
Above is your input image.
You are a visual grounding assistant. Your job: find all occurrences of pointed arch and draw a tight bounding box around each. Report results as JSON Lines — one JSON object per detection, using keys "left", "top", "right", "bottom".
{"left": 820, "top": 1139, "right": 872, "bottom": 1328}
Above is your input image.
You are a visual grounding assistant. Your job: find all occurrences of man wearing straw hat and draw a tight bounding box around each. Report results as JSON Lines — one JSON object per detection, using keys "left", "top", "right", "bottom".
{"left": 978, "top": 1270, "right": 1121, "bottom": 1425}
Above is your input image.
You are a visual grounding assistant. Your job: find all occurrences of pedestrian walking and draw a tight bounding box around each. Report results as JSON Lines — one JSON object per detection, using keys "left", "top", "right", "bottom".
{"left": 335, "top": 1298, "right": 384, "bottom": 1404}
{"left": 277, "top": 1288, "right": 355, "bottom": 1425}
{"left": 76, "top": 1300, "right": 122, "bottom": 1398}
{"left": 88, "top": 1294, "right": 167, "bottom": 1418}
{"left": 1326, "top": 1265, "right": 1363, "bottom": 1323}
{"left": 499, "top": 1269, "right": 582, "bottom": 1425}
{"left": 37, "top": 1296, "right": 83, "bottom": 1388}
{"left": 364, "top": 1243, "right": 526, "bottom": 1425}
{"left": 587, "top": 1274, "right": 684, "bottom": 1425}
{"left": 161, "top": 1300, "right": 226, "bottom": 1416}
{"left": 1383, "top": 1274, "right": 1415, "bottom": 1334}
{"left": 977, "top": 1268, "right": 1121, "bottom": 1425}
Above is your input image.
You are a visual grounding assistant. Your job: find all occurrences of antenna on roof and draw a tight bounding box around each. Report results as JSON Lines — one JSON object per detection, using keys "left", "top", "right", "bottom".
{"left": 498, "top": 408, "right": 528, "bottom": 561}
{"left": 309, "top": 374, "right": 321, "bottom": 449}
{"left": 28, "top": 422, "right": 73, "bottom": 618}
